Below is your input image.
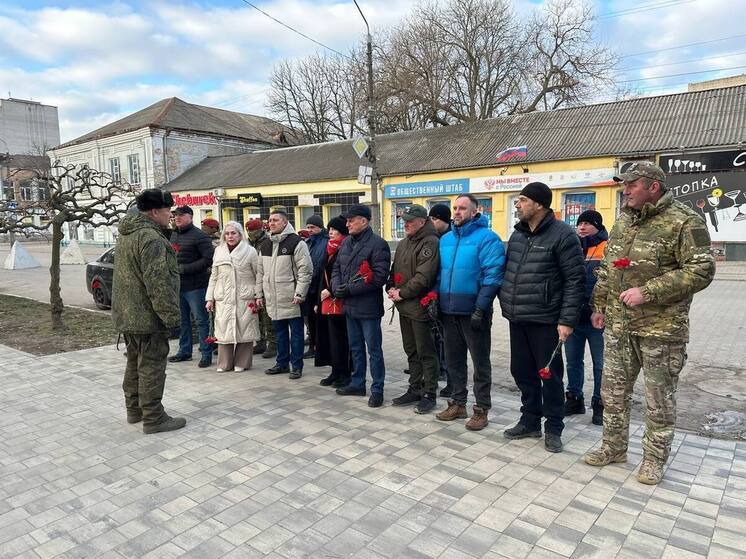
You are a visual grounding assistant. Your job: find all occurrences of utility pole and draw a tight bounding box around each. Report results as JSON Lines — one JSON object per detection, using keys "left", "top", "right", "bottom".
{"left": 353, "top": 0, "right": 380, "bottom": 235}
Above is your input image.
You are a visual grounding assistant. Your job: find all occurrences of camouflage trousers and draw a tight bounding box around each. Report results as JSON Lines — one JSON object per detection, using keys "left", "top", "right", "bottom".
{"left": 259, "top": 307, "right": 276, "bottom": 348}
{"left": 601, "top": 331, "right": 686, "bottom": 463}
{"left": 122, "top": 332, "right": 170, "bottom": 426}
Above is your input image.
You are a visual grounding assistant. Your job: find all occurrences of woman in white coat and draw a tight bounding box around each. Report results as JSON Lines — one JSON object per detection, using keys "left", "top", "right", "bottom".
{"left": 206, "top": 221, "right": 261, "bottom": 372}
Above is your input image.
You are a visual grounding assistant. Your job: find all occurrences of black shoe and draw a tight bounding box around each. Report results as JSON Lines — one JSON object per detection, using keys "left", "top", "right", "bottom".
{"left": 126, "top": 412, "right": 143, "bottom": 424}
{"left": 143, "top": 415, "right": 186, "bottom": 434}
{"left": 289, "top": 369, "right": 302, "bottom": 379}
{"left": 392, "top": 388, "right": 421, "bottom": 406}
{"left": 439, "top": 385, "right": 453, "bottom": 398}
{"left": 564, "top": 392, "right": 586, "bottom": 416}
{"left": 303, "top": 349, "right": 315, "bottom": 359}
{"left": 415, "top": 394, "right": 436, "bottom": 414}
{"left": 591, "top": 399, "right": 604, "bottom": 426}
{"left": 168, "top": 354, "right": 192, "bottom": 363}
{"left": 198, "top": 356, "right": 212, "bottom": 368}
{"left": 368, "top": 393, "right": 384, "bottom": 407}
{"left": 320, "top": 374, "right": 336, "bottom": 386}
{"left": 253, "top": 341, "right": 267, "bottom": 355}
{"left": 545, "top": 433, "right": 563, "bottom": 453}
{"left": 336, "top": 385, "right": 366, "bottom": 396}
{"left": 504, "top": 423, "right": 542, "bottom": 440}
{"left": 332, "top": 377, "right": 350, "bottom": 388}
{"left": 265, "top": 364, "right": 290, "bottom": 375}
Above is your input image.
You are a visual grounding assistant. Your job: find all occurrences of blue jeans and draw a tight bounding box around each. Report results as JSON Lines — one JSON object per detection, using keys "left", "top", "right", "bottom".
{"left": 273, "top": 317, "right": 304, "bottom": 371}
{"left": 178, "top": 288, "right": 211, "bottom": 358}
{"left": 346, "top": 317, "right": 385, "bottom": 395}
{"left": 565, "top": 322, "right": 604, "bottom": 402}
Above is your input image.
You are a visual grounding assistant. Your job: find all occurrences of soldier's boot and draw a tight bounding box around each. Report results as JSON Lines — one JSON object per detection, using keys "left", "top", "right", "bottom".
{"left": 126, "top": 411, "right": 143, "bottom": 424}
{"left": 436, "top": 401, "right": 467, "bottom": 421}
{"left": 636, "top": 456, "right": 665, "bottom": 485}
{"left": 583, "top": 444, "right": 627, "bottom": 466}
{"left": 143, "top": 415, "right": 186, "bottom": 435}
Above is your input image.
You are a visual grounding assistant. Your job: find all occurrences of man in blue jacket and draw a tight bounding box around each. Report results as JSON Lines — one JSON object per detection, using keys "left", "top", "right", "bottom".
{"left": 331, "top": 205, "right": 391, "bottom": 408}
{"left": 435, "top": 194, "right": 505, "bottom": 431}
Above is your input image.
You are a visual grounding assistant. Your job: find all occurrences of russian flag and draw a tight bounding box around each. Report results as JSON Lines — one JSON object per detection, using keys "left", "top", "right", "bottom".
{"left": 496, "top": 145, "right": 528, "bottom": 162}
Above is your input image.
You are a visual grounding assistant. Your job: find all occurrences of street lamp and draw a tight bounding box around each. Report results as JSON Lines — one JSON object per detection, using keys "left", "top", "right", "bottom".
{"left": 353, "top": 0, "right": 381, "bottom": 235}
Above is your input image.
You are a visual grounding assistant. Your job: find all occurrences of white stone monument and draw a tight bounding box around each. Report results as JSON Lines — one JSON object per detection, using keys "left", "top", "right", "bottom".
{"left": 60, "top": 239, "right": 87, "bottom": 265}
{"left": 3, "top": 242, "right": 42, "bottom": 270}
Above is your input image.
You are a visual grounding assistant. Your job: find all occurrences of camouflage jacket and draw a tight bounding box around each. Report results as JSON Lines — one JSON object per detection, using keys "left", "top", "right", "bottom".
{"left": 592, "top": 191, "right": 715, "bottom": 341}
{"left": 111, "top": 212, "right": 181, "bottom": 333}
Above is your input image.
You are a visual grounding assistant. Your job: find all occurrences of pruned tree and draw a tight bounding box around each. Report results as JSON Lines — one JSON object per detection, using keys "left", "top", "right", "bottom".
{"left": 0, "top": 162, "right": 140, "bottom": 329}
{"left": 267, "top": 0, "right": 617, "bottom": 137}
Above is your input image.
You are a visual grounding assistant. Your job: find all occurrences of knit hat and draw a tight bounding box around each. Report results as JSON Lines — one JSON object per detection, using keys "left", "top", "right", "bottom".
{"left": 428, "top": 203, "right": 451, "bottom": 223}
{"left": 576, "top": 210, "right": 604, "bottom": 231}
{"left": 201, "top": 218, "right": 220, "bottom": 229}
{"left": 245, "top": 218, "right": 263, "bottom": 231}
{"left": 136, "top": 189, "right": 173, "bottom": 211}
{"left": 327, "top": 216, "right": 349, "bottom": 236}
{"left": 520, "top": 182, "right": 552, "bottom": 209}
{"left": 305, "top": 214, "right": 324, "bottom": 228}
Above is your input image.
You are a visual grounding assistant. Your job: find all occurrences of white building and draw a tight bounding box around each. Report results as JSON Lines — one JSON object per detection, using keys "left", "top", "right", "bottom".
{"left": 0, "top": 98, "right": 60, "bottom": 155}
{"left": 48, "top": 97, "right": 299, "bottom": 243}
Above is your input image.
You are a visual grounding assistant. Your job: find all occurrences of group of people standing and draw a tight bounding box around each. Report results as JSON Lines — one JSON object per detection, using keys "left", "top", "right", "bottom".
{"left": 112, "top": 161, "right": 715, "bottom": 486}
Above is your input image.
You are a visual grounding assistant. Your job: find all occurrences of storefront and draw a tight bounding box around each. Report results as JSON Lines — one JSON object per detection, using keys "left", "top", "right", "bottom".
{"left": 382, "top": 160, "right": 618, "bottom": 241}
{"left": 171, "top": 191, "right": 220, "bottom": 224}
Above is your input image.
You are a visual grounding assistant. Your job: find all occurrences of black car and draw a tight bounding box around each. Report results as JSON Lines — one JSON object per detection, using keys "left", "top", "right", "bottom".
{"left": 86, "top": 247, "right": 115, "bottom": 309}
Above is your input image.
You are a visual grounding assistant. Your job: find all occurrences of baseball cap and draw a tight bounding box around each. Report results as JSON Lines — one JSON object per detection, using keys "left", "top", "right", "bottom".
{"left": 400, "top": 204, "right": 428, "bottom": 221}
{"left": 614, "top": 162, "right": 666, "bottom": 183}
{"left": 341, "top": 204, "right": 372, "bottom": 220}
{"left": 173, "top": 205, "right": 194, "bottom": 215}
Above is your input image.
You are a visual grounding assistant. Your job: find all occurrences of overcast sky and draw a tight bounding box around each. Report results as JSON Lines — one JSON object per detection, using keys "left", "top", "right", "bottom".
{"left": 1, "top": 0, "right": 744, "bottom": 143}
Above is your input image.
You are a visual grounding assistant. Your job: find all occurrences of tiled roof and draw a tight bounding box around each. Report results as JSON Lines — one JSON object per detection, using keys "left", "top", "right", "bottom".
{"left": 164, "top": 85, "right": 746, "bottom": 192}
{"left": 55, "top": 97, "right": 301, "bottom": 149}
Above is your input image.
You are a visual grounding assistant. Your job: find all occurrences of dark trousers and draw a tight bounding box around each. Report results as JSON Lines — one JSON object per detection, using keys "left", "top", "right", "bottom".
{"left": 259, "top": 307, "right": 276, "bottom": 349}
{"left": 346, "top": 317, "right": 386, "bottom": 395}
{"left": 304, "top": 295, "right": 318, "bottom": 350}
{"left": 400, "top": 315, "right": 440, "bottom": 395}
{"left": 273, "top": 317, "right": 304, "bottom": 371}
{"left": 509, "top": 322, "right": 565, "bottom": 435}
{"left": 122, "top": 332, "right": 169, "bottom": 426}
{"left": 565, "top": 322, "right": 604, "bottom": 403}
{"left": 177, "top": 288, "right": 210, "bottom": 358}
{"left": 442, "top": 313, "right": 492, "bottom": 410}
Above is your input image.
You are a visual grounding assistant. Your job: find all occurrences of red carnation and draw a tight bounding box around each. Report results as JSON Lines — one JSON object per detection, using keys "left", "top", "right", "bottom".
{"left": 358, "top": 261, "right": 374, "bottom": 284}
{"left": 247, "top": 302, "right": 258, "bottom": 314}
{"left": 420, "top": 290, "right": 438, "bottom": 307}
{"left": 393, "top": 273, "right": 403, "bottom": 285}
{"left": 538, "top": 367, "right": 551, "bottom": 380}
{"left": 204, "top": 336, "right": 217, "bottom": 344}
{"left": 171, "top": 242, "right": 181, "bottom": 253}
{"left": 613, "top": 258, "right": 631, "bottom": 269}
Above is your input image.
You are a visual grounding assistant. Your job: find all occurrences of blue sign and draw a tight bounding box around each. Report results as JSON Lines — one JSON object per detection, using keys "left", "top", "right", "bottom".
{"left": 385, "top": 178, "right": 469, "bottom": 199}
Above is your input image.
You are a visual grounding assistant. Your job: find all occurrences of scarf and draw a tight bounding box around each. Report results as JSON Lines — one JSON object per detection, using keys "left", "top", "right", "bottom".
{"left": 327, "top": 236, "right": 346, "bottom": 256}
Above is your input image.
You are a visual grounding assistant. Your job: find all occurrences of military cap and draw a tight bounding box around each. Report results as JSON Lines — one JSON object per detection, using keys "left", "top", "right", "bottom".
{"left": 614, "top": 161, "right": 666, "bottom": 183}
{"left": 401, "top": 204, "right": 429, "bottom": 221}
{"left": 136, "top": 189, "right": 174, "bottom": 211}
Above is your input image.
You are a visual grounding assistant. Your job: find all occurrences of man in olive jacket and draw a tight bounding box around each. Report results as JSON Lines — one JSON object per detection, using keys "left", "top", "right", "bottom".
{"left": 387, "top": 205, "right": 441, "bottom": 414}
{"left": 112, "top": 189, "right": 186, "bottom": 434}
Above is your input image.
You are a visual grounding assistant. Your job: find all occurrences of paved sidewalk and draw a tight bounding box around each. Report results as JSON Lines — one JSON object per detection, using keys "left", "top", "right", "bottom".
{"left": 1, "top": 342, "right": 744, "bottom": 559}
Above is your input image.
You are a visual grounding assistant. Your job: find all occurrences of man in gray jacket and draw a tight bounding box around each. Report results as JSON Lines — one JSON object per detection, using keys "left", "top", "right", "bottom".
{"left": 255, "top": 209, "right": 313, "bottom": 379}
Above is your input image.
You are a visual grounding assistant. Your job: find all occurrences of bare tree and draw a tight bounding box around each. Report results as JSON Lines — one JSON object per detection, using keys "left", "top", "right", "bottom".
{"left": 0, "top": 162, "right": 140, "bottom": 329}
{"left": 266, "top": 0, "right": 616, "bottom": 138}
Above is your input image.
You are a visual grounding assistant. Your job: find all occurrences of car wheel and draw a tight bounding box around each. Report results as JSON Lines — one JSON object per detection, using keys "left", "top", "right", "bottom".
{"left": 92, "top": 282, "right": 111, "bottom": 310}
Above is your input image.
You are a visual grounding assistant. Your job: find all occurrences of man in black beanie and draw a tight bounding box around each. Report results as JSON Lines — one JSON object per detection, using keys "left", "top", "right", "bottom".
{"left": 428, "top": 204, "right": 451, "bottom": 237}
{"left": 111, "top": 189, "right": 186, "bottom": 434}
{"left": 498, "top": 182, "right": 585, "bottom": 452}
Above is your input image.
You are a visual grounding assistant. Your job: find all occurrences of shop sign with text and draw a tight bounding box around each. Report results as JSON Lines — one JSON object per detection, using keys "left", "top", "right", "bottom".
{"left": 471, "top": 168, "right": 615, "bottom": 193}
{"left": 237, "top": 192, "right": 263, "bottom": 206}
{"left": 172, "top": 192, "right": 218, "bottom": 207}
{"left": 385, "top": 178, "right": 469, "bottom": 199}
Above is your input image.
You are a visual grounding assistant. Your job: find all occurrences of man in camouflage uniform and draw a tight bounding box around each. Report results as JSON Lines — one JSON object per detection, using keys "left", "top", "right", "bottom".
{"left": 584, "top": 162, "right": 715, "bottom": 484}
{"left": 112, "top": 189, "right": 186, "bottom": 434}
{"left": 245, "top": 218, "right": 276, "bottom": 358}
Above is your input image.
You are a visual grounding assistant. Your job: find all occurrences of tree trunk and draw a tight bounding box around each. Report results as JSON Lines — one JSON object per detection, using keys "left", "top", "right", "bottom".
{"left": 50, "top": 220, "right": 65, "bottom": 330}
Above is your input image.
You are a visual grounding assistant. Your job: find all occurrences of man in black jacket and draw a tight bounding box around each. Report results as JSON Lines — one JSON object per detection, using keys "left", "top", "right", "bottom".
{"left": 498, "top": 183, "right": 584, "bottom": 453}
{"left": 168, "top": 205, "right": 215, "bottom": 368}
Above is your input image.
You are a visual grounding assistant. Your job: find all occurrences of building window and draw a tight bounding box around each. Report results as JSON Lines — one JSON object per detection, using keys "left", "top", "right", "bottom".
{"left": 299, "top": 206, "right": 316, "bottom": 227}
{"left": 477, "top": 197, "right": 493, "bottom": 230}
{"left": 427, "top": 198, "right": 450, "bottom": 210}
{"left": 563, "top": 192, "right": 596, "bottom": 228}
{"left": 393, "top": 201, "right": 413, "bottom": 240}
{"left": 127, "top": 154, "right": 141, "bottom": 185}
{"left": 109, "top": 158, "right": 121, "bottom": 183}
{"left": 507, "top": 194, "right": 520, "bottom": 230}
{"left": 616, "top": 189, "right": 625, "bottom": 217}
{"left": 19, "top": 181, "right": 34, "bottom": 201}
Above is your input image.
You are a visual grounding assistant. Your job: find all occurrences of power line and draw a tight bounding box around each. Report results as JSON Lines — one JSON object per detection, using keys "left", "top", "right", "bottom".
{"left": 238, "top": 0, "right": 350, "bottom": 59}
{"left": 619, "top": 50, "right": 746, "bottom": 72}
{"left": 619, "top": 33, "right": 746, "bottom": 59}
{"left": 617, "top": 65, "right": 746, "bottom": 84}
{"left": 599, "top": 0, "right": 697, "bottom": 19}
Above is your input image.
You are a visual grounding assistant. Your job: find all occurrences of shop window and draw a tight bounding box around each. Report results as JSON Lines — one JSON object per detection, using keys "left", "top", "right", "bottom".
{"left": 616, "top": 189, "right": 625, "bottom": 217}
{"left": 507, "top": 195, "right": 520, "bottom": 230}
{"left": 563, "top": 192, "right": 596, "bottom": 228}
{"left": 227, "top": 208, "right": 242, "bottom": 223}
{"left": 299, "top": 206, "right": 316, "bottom": 227}
{"left": 427, "top": 198, "right": 450, "bottom": 210}
{"left": 325, "top": 205, "right": 343, "bottom": 220}
{"left": 477, "top": 197, "right": 493, "bottom": 230}
{"left": 393, "top": 201, "right": 412, "bottom": 240}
